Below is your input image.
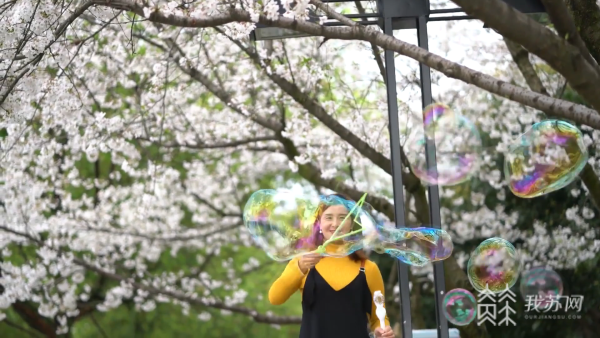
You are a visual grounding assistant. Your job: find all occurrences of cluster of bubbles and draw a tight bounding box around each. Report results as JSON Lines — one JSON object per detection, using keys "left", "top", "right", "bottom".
{"left": 442, "top": 237, "right": 565, "bottom": 327}
{"left": 243, "top": 103, "right": 584, "bottom": 327}
{"left": 243, "top": 189, "right": 453, "bottom": 266}
{"left": 403, "top": 102, "right": 583, "bottom": 325}
{"left": 406, "top": 104, "right": 588, "bottom": 200}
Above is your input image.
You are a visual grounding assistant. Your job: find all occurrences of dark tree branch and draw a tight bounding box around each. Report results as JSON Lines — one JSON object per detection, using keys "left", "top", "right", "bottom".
{"left": 190, "top": 193, "right": 242, "bottom": 218}
{"left": 568, "top": 0, "right": 600, "bottom": 64}
{"left": 504, "top": 38, "right": 600, "bottom": 210}
{"left": 541, "top": 0, "right": 598, "bottom": 68}
{"left": 89, "top": 313, "right": 108, "bottom": 338}
{"left": 11, "top": 302, "right": 56, "bottom": 338}
{"left": 57, "top": 0, "right": 600, "bottom": 129}
{"left": 154, "top": 39, "right": 283, "bottom": 132}
{"left": 504, "top": 39, "right": 550, "bottom": 96}
{"left": 580, "top": 164, "right": 600, "bottom": 209}
{"left": 216, "top": 28, "right": 430, "bottom": 222}
{"left": 2, "top": 318, "right": 42, "bottom": 338}
{"left": 135, "top": 135, "right": 279, "bottom": 150}
{"left": 450, "top": 0, "right": 600, "bottom": 115}
{"left": 72, "top": 258, "right": 302, "bottom": 324}
{"left": 354, "top": 1, "right": 386, "bottom": 84}
{"left": 0, "top": 225, "right": 302, "bottom": 325}
{"left": 76, "top": 222, "right": 243, "bottom": 242}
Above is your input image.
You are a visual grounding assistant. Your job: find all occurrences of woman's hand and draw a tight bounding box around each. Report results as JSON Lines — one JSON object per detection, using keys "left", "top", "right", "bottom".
{"left": 374, "top": 326, "right": 395, "bottom": 338}
{"left": 298, "top": 254, "right": 321, "bottom": 274}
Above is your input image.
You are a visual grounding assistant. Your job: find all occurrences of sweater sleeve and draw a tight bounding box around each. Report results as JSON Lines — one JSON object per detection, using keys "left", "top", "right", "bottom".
{"left": 364, "top": 260, "right": 391, "bottom": 332}
{"left": 268, "top": 258, "right": 306, "bottom": 305}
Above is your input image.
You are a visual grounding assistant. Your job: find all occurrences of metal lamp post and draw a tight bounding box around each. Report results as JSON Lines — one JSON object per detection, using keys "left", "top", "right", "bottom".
{"left": 250, "top": 1, "right": 546, "bottom": 337}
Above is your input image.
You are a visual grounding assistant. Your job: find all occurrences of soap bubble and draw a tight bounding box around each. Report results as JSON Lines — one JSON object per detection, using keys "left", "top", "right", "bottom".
{"left": 243, "top": 190, "right": 377, "bottom": 261}
{"left": 443, "top": 288, "right": 477, "bottom": 326}
{"left": 243, "top": 189, "right": 319, "bottom": 261}
{"left": 467, "top": 238, "right": 521, "bottom": 293}
{"left": 405, "top": 110, "right": 482, "bottom": 186}
{"left": 505, "top": 119, "right": 588, "bottom": 198}
{"left": 372, "top": 225, "right": 454, "bottom": 267}
{"left": 423, "top": 103, "right": 457, "bottom": 131}
{"left": 520, "top": 266, "right": 563, "bottom": 310}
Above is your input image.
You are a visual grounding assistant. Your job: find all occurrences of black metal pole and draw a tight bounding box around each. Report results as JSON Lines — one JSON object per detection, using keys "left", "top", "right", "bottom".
{"left": 416, "top": 15, "right": 450, "bottom": 338}
{"left": 383, "top": 16, "right": 413, "bottom": 338}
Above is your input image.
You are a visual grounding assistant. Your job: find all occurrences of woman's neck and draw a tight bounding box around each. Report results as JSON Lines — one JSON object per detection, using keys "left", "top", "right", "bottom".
{"left": 323, "top": 242, "right": 351, "bottom": 256}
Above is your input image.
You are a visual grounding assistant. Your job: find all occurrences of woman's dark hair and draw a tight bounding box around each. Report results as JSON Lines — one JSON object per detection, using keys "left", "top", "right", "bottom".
{"left": 317, "top": 193, "right": 368, "bottom": 262}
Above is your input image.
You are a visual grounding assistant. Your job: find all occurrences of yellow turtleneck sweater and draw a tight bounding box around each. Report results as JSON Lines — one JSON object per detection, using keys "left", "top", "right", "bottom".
{"left": 268, "top": 248, "right": 391, "bottom": 332}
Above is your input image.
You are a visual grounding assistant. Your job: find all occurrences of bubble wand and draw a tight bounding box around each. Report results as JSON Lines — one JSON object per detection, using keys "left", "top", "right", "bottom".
{"left": 373, "top": 291, "right": 386, "bottom": 329}
{"left": 313, "top": 193, "right": 369, "bottom": 255}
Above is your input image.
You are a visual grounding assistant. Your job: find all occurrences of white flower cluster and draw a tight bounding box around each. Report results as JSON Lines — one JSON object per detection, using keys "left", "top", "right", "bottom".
{"left": 0, "top": 0, "right": 598, "bottom": 334}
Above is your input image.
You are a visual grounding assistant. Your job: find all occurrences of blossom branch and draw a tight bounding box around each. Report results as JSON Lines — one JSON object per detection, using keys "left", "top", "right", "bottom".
{"left": 72, "top": 257, "right": 302, "bottom": 324}
{"left": 135, "top": 135, "right": 279, "bottom": 151}
{"left": 0, "top": 225, "right": 301, "bottom": 325}
{"left": 76, "top": 222, "right": 243, "bottom": 242}
{"left": 450, "top": 0, "right": 600, "bottom": 113}
{"left": 354, "top": 0, "right": 386, "bottom": 84}
{"left": 218, "top": 28, "right": 429, "bottom": 218}
{"left": 55, "top": 0, "right": 600, "bottom": 129}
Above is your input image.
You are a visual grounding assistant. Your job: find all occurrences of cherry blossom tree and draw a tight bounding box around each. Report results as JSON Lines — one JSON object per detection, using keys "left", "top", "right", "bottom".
{"left": 1, "top": 0, "right": 599, "bottom": 337}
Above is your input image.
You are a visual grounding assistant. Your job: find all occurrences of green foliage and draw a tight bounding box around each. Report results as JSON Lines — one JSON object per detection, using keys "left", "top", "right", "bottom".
{"left": 70, "top": 246, "right": 302, "bottom": 338}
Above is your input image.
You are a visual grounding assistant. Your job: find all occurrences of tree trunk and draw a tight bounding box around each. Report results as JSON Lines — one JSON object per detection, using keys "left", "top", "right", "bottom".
{"left": 569, "top": 0, "right": 600, "bottom": 63}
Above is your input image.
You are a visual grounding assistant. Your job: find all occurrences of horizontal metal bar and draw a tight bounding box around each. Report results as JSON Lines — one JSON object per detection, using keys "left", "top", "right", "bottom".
{"left": 319, "top": 0, "right": 371, "bottom": 2}
{"left": 430, "top": 8, "right": 465, "bottom": 14}
{"left": 323, "top": 20, "right": 379, "bottom": 27}
{"left": 342, "top": 13, "right": 379, "bottom": 19}
{"left": 428, "top": 15, "right": 473, "bottom": 21}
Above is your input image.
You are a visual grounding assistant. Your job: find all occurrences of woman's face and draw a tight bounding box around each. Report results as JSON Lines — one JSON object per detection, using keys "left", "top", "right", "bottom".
{"left": 320, "top": 205, "right": 353, "bottom": 241}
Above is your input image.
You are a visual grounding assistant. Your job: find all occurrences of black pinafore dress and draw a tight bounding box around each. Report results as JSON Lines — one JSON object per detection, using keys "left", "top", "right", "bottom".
{"left": 299, "top": 260, "right": 373, "bottom": 338}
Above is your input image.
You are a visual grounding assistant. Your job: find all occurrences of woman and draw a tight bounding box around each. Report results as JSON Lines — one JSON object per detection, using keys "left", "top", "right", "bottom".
{"left": 268, "top": 194, "right": 395, "bottom": 338}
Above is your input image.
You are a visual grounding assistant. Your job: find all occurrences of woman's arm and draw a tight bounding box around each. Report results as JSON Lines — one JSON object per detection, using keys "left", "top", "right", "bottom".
{"left": 364, "top": 260, "right": 391, "bottom": 332}
{"left": 268, "top": 258, "right": 306, "bottom": 305}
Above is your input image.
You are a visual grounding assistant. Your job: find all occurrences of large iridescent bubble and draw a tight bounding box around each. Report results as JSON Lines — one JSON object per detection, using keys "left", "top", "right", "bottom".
{"left": 519, "top": 266, "right": 563, "bottom": 310}
{"left": 423, "top": 103, "right": 457, "bottom": 131}
{"left": 243, "top": 189, "right": 318, "bottom": 261}
{"left": 467, "top": 238, "right": 521, "bottom": 293}
{"left": 443, "top": 288, "right": 477, "bottom": 326}
{"left": 243, "top": 190, "right": 377, "bottom": 261}
{"left": 373, "top": 225, "right": 454, "bottom": 267}
{"left": 405, "top": 105, "right": 482, "bottom": 186}
{"left": 505, "top": 119, "right": 588, "bottom": 198}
